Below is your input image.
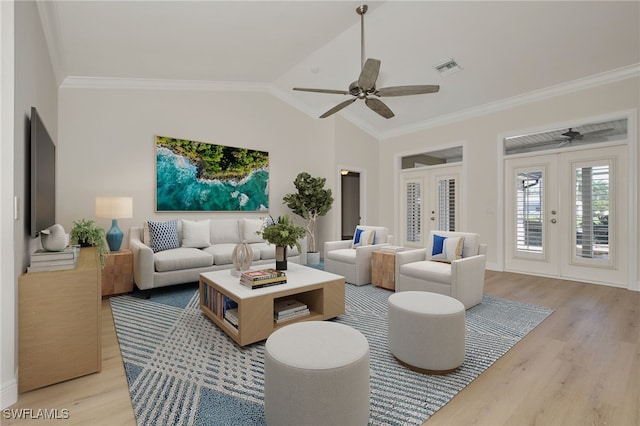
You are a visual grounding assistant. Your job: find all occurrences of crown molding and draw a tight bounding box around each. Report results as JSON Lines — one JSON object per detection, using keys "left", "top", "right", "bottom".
{"left": 36, "top": 1, "right": 66, "bottom": 86}
{"left": 58, "top": 64, "right": 639, "bottom": 142}
{"left": 378, "top": 63, "right": 640, "bottom": 140}
{"left": 60, "top": 76, "right": 271, "bottom": 92}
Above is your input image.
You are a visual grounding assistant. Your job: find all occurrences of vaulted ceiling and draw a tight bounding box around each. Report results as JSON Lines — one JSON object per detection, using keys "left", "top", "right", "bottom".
{"left": 38, "top": 1, "right": 640, "bottom": 139}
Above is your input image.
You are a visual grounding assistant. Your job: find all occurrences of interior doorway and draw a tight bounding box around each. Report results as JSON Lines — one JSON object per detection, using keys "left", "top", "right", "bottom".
{"left": 341, "top": 171, "right": 360, "bottom": 240}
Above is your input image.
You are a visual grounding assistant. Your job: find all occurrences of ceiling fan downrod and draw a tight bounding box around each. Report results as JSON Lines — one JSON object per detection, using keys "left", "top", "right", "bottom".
{"left": 356, "top": 5, "right": 368, "bottom": 69}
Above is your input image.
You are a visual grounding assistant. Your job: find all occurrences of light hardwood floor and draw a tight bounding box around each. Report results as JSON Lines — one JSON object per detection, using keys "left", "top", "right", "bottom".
{"left": 5, "top": 272, "right": 639, "bottom": 426}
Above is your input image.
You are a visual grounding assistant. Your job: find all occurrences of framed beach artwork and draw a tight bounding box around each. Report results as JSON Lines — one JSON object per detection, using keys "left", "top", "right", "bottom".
{"left": 155, "top": 136, "right": 269, "bottom": 212}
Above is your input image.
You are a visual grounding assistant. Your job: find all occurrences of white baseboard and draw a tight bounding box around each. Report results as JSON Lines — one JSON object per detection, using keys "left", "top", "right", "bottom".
{"left": 0, "top": 378, "right": 17, "bottom": 409}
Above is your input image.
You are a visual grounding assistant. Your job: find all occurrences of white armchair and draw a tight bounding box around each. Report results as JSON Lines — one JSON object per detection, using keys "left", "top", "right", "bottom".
{"left": 395, "top": 231, "right": 487, "bottom": 309}
{"left": 324, "top": 226, "right": 391, "bottom": 286}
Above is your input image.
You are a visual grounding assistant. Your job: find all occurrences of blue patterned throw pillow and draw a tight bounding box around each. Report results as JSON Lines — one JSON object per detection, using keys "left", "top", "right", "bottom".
{"left": 148, "top": 220, "right": 180, "bottom": 253}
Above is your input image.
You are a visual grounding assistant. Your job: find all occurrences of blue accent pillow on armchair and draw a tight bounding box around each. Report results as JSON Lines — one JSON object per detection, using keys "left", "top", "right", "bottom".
{"left": 432, "top": 234, "right": 447, "bottom": 256}
{"left": 352, "top": 227, "right": 364, "bottom": 247}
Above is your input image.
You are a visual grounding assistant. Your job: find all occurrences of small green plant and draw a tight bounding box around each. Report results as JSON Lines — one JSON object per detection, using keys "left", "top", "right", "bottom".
{"left": 283, "top": 172, "right": 334, "bottom": 253}
{"left": 259, "top": 215, "right": 306, "bottom": 251}
{"left": 70, "top": 218, "right": 108, "bottom": 267}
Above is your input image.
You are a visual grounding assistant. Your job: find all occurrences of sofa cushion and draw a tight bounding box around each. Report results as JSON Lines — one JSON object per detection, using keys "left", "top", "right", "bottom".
{"left": 210, "top": 219, "right": 241, "bottom": 244}
{"left": 400, "top": 261, "right": 451, "bottom": 285}
{"left": 181, "top": 219, "right": 211, "bottom": 248}
{"left": 252, "top": 242, "right": 299, "bottom": 260}
{"left": 427, "top": 231, "right": 479, "bottom": 259}
{"left": 148, "top": 219, "right": 180, "bottom": 253}
{"left": 203, "top": 243, "right": 239, "bottom": 265}
{"left": 154, "top": 247, "right": 213, "bottom": 272}
{"left": 242, "top": 218, "right": 265, "bottom": 243}
{"left": 326, "top": 248, "right": 356, "bottom": 264}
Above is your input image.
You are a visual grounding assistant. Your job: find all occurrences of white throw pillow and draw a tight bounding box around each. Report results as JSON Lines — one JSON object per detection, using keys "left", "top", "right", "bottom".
{"left": 210, "top": 219, "right": 241, "bottom": 244}
{"left": 181, "top": 219, "right": 211, "bottom": 248}
{"left": 242, "top": 218, "right": 265, "bottom": 243}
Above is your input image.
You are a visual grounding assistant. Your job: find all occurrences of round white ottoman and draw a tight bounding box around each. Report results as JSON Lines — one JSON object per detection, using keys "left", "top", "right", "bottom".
{"left": 388, "top": 291, "right": 465, "bottom": 374}
{"left": 264, "top": 321, "right": 370, "bottom": 426}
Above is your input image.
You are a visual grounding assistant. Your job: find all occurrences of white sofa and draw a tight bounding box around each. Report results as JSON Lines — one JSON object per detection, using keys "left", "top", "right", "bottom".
{"left": 130, "top": 218, "right": 305, "bottom": 291}
{"left": 395, "top": 231, "right": 487, "bottom": 309}
{"left": 324, "top": 226, "right": 391, "bottom": 286}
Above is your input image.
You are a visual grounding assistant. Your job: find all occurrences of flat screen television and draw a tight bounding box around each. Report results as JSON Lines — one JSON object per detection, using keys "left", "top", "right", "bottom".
{"left": 30, "top": 106, "right": 56, "bottom": 237}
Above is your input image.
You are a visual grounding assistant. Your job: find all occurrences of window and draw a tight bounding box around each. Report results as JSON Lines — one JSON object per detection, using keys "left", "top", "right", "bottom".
{"left": 437, "top": 178, "right": 456, "bottom": 231}
{"left": 516, "top": 171, "right": 543, "bottom": 254}
{"left": 405, "top": 181, "right": 421, "bottom": 243}
{"left": 575, "top": 164, "right": 610, "bottom": 261}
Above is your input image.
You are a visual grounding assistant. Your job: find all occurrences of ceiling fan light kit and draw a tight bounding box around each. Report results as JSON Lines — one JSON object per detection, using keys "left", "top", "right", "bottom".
{"left": 293, "top": 4, "right": 440, "bottom": 120}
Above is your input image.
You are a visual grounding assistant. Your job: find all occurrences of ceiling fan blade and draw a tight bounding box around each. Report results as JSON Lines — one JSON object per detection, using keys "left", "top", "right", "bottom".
{"left": 358, "top": 58, "right": 381, "bottom": 90}
{"left": 582, "top": 128, "right": 614, "bottom": 138}
{"left": 376, "top": 85, "right": 440, "bottom": 97}
{"left": 365, "top": 98, "right": 394, "bottom": 119}
{"left": 293, "top": 87, "right": 349, "bottom": 95}
{"left": 319, "top": 98, "right": 357, "bottom": 118}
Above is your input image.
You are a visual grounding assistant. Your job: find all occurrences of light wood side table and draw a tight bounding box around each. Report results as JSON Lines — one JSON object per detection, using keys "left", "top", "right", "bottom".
{"left": 371, "top": 251, "right": 396, "bottom": 291}
{"left": 102, "top": 249, "right": 134, "bottom": 296}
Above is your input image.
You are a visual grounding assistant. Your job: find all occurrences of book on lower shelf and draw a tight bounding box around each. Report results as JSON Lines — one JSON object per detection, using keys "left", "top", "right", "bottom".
{"left": 274, "top": 298, "right": 309, "bottom": 322}
{"left": 224, "top": 308, "right": 239, "bottom": 329}
{"left": 275, "top": 308, "right": 310, "bottom": 323}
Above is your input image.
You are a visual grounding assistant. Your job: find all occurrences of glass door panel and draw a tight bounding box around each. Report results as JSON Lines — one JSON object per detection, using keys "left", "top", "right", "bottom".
{"left": 504, "top": 155, "right": 559, "bottom": 276}
{"left": 573, "top": 161, "right": 612, "bottom": 266}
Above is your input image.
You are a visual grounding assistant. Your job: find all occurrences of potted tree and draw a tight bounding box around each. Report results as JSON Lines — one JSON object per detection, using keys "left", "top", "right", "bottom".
{"left": 260, "top": 215, "right": 306, "bottom": 270}
{"left": 70, "top": 218, "right": 108, "bottom": 267}
{"left": 283, "top": 172, "right": 334, "bottom": 265}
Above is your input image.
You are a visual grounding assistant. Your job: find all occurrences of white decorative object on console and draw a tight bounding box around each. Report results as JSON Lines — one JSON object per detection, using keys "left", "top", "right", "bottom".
{"left": 40, "top": 224, "right": 69, "bottom": 251}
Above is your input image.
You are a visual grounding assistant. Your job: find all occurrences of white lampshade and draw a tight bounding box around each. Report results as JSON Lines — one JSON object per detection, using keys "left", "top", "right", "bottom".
{"left": 95, "top": 196, "right": 133, "bottom": 219}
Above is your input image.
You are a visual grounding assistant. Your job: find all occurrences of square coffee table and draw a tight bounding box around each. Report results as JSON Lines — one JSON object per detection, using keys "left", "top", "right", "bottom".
{"left": 199, "top": 263, "right": 345, "bottom": 346}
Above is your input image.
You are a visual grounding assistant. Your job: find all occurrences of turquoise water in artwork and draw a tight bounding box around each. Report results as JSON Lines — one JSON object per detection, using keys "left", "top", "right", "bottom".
{"left": 156, "top": 147, "right": 269, "bottom": 211}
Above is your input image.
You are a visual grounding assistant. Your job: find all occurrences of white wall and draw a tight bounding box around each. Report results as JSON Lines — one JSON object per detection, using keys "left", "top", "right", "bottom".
{"left": 57, "top": 87, "right": 339, "bottom": 251}
{"left": 1, "top": 0, "right": 58, "bottom": 408}
{"left": 379, "top": 77, "right": 640, "bottom": 273}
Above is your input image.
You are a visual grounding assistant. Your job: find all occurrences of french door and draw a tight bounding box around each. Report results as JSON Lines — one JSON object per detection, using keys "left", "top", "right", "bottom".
{"left": 505, "top": 145, "right": 628, "bottom": 286}
{"left": 399, "top": 165, "right": 461, "bottom": 248}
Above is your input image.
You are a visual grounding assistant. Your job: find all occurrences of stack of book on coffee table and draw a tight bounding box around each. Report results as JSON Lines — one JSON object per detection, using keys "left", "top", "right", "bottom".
{"left": 274, "top": 298, "right": 310, "bottom": 323}
{"left": 240, "top": 268, "right": 287, "bottom": 289}
{"left": 28, "top": 246, "right": 79, "bottom": 273}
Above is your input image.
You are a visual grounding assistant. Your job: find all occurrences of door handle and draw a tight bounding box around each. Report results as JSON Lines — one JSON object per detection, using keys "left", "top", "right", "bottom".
{"left": 550, "top": 218, "right": 557, "bottom": 224}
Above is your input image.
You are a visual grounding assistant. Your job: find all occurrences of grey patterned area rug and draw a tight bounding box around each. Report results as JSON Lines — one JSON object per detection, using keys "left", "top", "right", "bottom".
{"left": 110, "top": 284, "right": 553, "bottom": 426}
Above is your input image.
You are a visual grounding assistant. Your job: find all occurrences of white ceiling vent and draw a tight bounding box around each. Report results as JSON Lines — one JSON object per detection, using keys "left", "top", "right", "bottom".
{"left": 434, "top": 59, "right": 462, "bottom": 76}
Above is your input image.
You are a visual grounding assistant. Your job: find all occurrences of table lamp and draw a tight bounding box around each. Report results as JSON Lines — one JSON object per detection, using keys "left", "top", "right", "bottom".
{"left": 96, "top": 196, "right": 133, "bottom": 252}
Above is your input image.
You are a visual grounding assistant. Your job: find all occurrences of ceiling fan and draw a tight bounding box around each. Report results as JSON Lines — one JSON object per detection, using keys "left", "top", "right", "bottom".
{"left": 555, "top": 127, "right": 614, "bottom": 147}
{"left": 293, "top": 4, "right": 440, "bottom": 119}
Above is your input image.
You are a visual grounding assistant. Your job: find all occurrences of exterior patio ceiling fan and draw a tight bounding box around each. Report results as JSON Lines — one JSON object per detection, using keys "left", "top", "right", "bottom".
{"left": 293, "top": 4, "right": 440, "bottom": 119}
{"left": 555, "top": 128, "right": 614, "bottom": 147}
